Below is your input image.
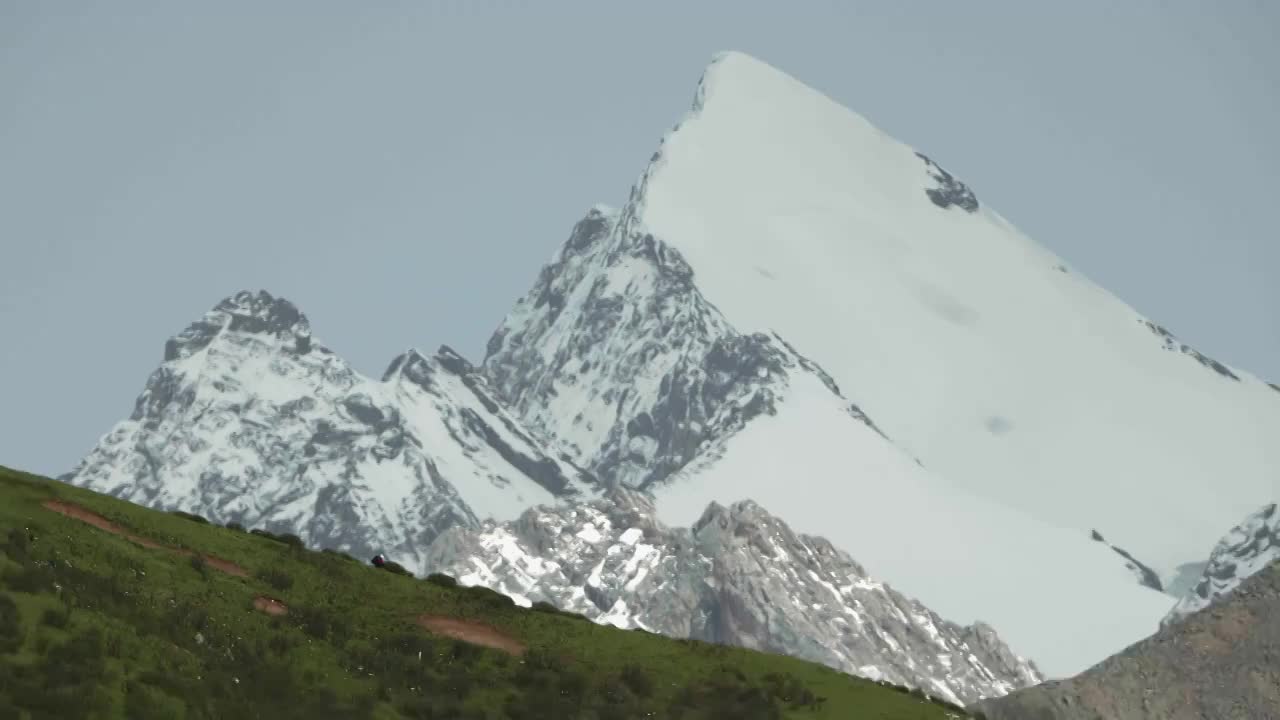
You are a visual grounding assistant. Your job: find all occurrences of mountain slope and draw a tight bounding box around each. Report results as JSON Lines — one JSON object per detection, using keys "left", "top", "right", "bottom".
{"left": 62, "top": 290, "right": 595, "bottom": 573}
{"left": 486, "top": 208, "right": 1172, "bottom": 677}
{"left": 482, "top": 51, "right": 1280, "bottom": 674}
{"left": 424, "top": 488, "right": 1043, "bottom": 706}
{"left": 974, "top": 556, "right": 1280, "bottom": 720}
{"left": 483, "top": 57, "right": 1182, "bottom": 676}
{"left": 1162, "top": 501, "right": 1279, "bottom": 626}
{"left": 619, "top": 51, "right": 1280, "bottom": 575}
{"left": 0, "top": 464, "right": 979, "bottom": 720}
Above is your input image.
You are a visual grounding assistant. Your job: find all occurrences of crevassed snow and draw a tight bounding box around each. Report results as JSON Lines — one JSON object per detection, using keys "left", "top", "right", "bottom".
{"left": 653, "top": 369, "right": 1173, "bottom": 678}
{"left": 637, "top": 51, "right": 1280, "bottom": 576}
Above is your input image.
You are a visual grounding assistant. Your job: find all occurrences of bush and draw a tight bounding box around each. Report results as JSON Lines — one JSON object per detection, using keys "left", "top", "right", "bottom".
{"left": 379, "top": 561, "right": 413, "bottom": 577}
{"left": 40, "top": 605, "right": 71, "bottom": 629}
{"left": 189, "top": 554, "right": 209, "bottom": 578}
{"left": 529, "top": 600, "right": 591, "bottom": 623}
{"left": 250, "top": 529, "right": 303, "bottom": 547}
{"left": 619, "top": 664, "right": 654, "bottom": 698}
{"left": 0, "top": 592, "right": 23, "bottom": 653}
{"left": 256, "top": 567, "right": 294, "bottom": 592}
{"left": 3, "top": 563, "right": 57, "bottom": 594}
{"left": 321, "top": 548, "right": 358, "bottom": 563}
{"left": 459, "top": 584, "right": 515, "bottom": 609}
{"left": 171, "top": 510, "right": 209, "bottom": 524}
{"left": 3, "top": 527, "right": 31, "bottom": 558}
{"left": 226, "top": 522, "right": 245, "bottom": 532}
{"left": 425, "top": 572, "right": 458, "bottom": 588}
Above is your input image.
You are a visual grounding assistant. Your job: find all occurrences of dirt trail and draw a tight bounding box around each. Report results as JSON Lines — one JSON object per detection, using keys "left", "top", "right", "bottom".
{"left": 41, "top": 499, "right": 249, "bottom": 577}
{"left": 416, "top": 615, "right": 527, "bottom": 656}
{"left": 43, "top": 500, "right": 165, "bottom": 549}
{"left": 253, "top": 596, "right": 289, "bottom": 616}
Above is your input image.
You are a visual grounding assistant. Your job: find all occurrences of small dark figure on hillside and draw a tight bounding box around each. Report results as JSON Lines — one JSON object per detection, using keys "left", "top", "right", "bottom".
{"left": 371, "top": 553, "right": 386, "bottom": 568}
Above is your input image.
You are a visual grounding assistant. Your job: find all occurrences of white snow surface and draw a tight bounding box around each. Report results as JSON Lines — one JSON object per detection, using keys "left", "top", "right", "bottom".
{"left": 651, "top": 367, "right": 1173, "bottom": 679}
{"left": 635, "top": 51, "right": 1280, "bottom": 580}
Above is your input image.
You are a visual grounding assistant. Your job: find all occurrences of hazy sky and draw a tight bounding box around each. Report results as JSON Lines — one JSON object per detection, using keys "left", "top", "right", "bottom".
{"left": 2, "top": 1, "right": 1277, "bottom": 477}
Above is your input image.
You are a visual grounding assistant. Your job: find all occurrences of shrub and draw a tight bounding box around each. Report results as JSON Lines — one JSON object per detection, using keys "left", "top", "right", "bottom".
{"left": 0, "top": 592, "right": 23, "bottom": 653}
{"left": 321, "top": 548, "right": 358, "bottom": 563}
{"left": 256, "top": 567, "right": 294, "bottom": 592}
{"left": 619, "top": 663, "right": 654, "bottom": 698}
{"left": 171, "top": 510, "right": 209, "bottom": 524}
{"left": 529, "top": 600, "right": 591, "bottom": 623}
{"left": 189, "top": 554, "right": 209, "bottom": 578}
{"left": 425, "top": 572, "right": 458, "bottom": 588}
{"left": 226, "top": 522, "right": 245, "bottom": 532}
{"left": 379, "top": 560, "right": 413, "bottom": 577}
{"left": 249, "top": 528, "right": 304, "bottom": 547}
{"left": 40, "top": 605, "right": 71, "bottom": 629}
{"left": 460, "top": 583, "right": 515, "bottom": 609}
{"left": 3, "top": 563, "right": 57, "bottom": 594}
{"left": 3, "top": 527, "right": 31, "bottom": 558}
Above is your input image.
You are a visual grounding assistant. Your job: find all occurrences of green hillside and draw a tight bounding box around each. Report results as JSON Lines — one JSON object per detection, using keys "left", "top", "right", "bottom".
{"left": 0, "top": 464, "right": 973, "bottom": 719}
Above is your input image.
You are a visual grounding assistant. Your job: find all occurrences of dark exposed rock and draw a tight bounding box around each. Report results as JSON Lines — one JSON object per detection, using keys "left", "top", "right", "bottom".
{"left": 1139, "top": 319, "right": 1240, "bottom": 382}
{"left": 915, "top": 152, "right": 979, "bottom": 213}
{"left": 1089, "top": 529, "right": 1164, "bottom": 592}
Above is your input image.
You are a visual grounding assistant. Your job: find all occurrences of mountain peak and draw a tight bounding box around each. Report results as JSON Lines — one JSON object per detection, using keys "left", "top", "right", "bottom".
{"left": 214, "top": 289, "right": 305, "bottom": 325}
{"left": 164, "top": 289, "right": 313, "bottom": 362}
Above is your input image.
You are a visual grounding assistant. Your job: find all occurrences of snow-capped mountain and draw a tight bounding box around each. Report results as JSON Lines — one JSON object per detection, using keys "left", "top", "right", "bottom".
{"left": 63, "top": 289, "right": 1042, "bottom": 701}
{"left": 480, "top": 50, "right": 1280, "bottom": 677}
{"left": 62, "top": 290, "right": 596, "bottom": 572}
{"left": 488, "top": 51, "right": 1280, "bottom": 574}
{"left": 1162, "top": 501, "right": 1280, "bottom": 627}
{"left": 424, "top": 488, "right": 1043, "bottom": 705}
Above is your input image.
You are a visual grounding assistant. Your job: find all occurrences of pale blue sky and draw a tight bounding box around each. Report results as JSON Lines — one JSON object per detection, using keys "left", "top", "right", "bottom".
{"left": 2, "top": 1, "right": 1277, "bottom": 477}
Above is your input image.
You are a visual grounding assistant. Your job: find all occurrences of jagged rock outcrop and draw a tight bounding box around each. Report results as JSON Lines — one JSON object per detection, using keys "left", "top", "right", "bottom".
{"left": 424, "top": 489, "right": 1042, "bottom": 705}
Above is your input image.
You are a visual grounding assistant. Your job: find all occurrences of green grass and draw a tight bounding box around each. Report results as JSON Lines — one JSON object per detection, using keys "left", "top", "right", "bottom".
{"left": 0, "top": 464, "right": 973, "bottom": 719}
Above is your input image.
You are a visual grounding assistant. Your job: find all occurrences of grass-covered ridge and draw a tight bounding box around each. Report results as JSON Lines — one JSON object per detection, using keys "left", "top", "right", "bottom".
{"left": 0, "top": 464, "right": 973, "bottom": 719}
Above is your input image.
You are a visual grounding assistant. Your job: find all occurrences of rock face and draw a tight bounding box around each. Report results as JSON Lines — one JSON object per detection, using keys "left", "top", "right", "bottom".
{"left": 973, "top": 559, "right": 1280, "bottom": 720}
{"left": 1090, "top": 529, "right": 1164, "bottom": 593}
{"left": 62, "top": 290, "right": 597, "bottom": 573}
{"left": 482, "top": 207, "right": 891, "bottom": 493}
{"left": 1162, "top": 502, "right": 1279, "bottom": 627}
{"left": 423, "top": 489, "right": 1042, "bottom": 706}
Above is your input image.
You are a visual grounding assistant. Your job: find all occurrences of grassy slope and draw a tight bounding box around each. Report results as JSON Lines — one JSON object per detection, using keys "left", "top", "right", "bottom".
{"left": 0, "top": 465, "right": 972, "bottom": 720}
